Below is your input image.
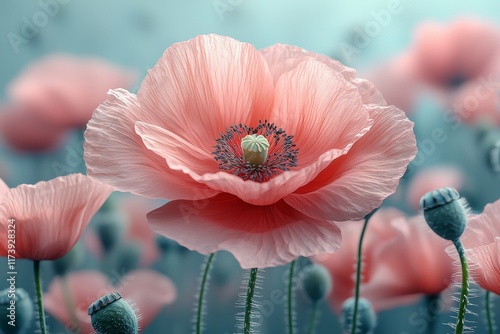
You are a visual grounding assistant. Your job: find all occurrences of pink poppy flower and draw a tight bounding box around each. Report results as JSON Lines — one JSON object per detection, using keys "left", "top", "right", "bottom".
{"left": 0, "top": 174, "right": 112, "bottom": 260}
{"left": 7, "top": 54, "right": 136, "bottom": 129}
{"left": 84, "top": 34, "right": 417, "bottom": 269}
{"left": 0, "top": 104, "right": 67, "bottom": 152}
{"left": 44, "top": 269, "right": 176, "bottom": 333}
{"left": 412, "top": 18, "right": 499, "bottom": 88}
{"left": 457, "top": 199, "right": 500, "bottom": 293}
{"left": 370, "top": 18, "right": 500, "bottom": 124}
{"left": 315, "top": 209, "right": 454, "bottom": 312}
{"left": 407, "top": 166, "right": 465, "bottom": 211}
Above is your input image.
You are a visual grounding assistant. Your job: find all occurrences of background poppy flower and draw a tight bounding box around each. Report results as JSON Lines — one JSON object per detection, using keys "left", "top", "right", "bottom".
{"left": 44, "top": 269, "right": 176, "bottom": 333}
{"left": 315, "top": 209, "right": 454, "bottom": 312}
{"left": 0, "top": 174, "right": 112, "bottom": 260}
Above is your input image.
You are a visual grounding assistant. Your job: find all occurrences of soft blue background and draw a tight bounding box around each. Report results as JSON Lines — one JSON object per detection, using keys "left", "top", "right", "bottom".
{"left": 1, "top": 1, "right": 500, "bottom": 333}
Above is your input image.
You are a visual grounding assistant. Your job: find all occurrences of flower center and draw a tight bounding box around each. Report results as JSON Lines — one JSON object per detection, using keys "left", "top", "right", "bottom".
{"left": 212, "top": 120, "right": 298, "bottom": 182}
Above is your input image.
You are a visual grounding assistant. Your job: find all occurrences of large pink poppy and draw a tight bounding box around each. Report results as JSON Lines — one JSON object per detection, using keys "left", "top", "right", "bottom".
{"left": 315, "top": 209, "right": 454, "bottom": 312}
{"left": 84, "top": 34, "right": 417, "bottom": 269}
{"left": 0, "top": 174, "right": 112, "bottom": 260}
{"left": 457, "top": 199, "right": 500, "bottom": 293}
{"left": 44, "top": 269, "right": 176, "bottom": 333}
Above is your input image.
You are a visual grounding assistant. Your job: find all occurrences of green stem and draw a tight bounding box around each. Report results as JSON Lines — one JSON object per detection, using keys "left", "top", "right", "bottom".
{"left": 288, "top": 259, "right": 296, "bottom": 334}
{"left": 244, "top": 268, "right": 258, "bottom": 334}
{"left": 306, "top": 302, "right": 318, "bottom": 334}
{"left": 351, "top": 217, "right": 370, "bottom": 334}
{"left": 196, "top": 253, "right": 215, "bottom": 334}
{"left": 454, "top": 239, "right": 469, "bottom": 334}
{"left": 425, "top": 294, "right": 440, "bottom": 334}
{"left": 34, "top": 260, "right": 47, "bottom": 334}
{"left": 486, "top": 290, "right": 494, "bottom": 334}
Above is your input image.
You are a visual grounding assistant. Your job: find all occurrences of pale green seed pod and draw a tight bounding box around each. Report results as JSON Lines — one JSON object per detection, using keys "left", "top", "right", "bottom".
{"left": 88, "top": 292, "right": 138, "bottom": 334}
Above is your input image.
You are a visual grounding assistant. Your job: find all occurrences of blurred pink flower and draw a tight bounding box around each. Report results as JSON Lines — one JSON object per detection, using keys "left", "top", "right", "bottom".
{"left": 7, "top": 54, "right": 135, "bottom": 129}
{"left": 44, "top": 269, "right": 176, "bottom": 333}
{"left": 407, "top": 166, "right": 465, "bottom": 211}
{"left": 370, "top": 18, "right": 500, "bottom": 124}
{"left": 0, "top": 105, "right": 67, "bottom": 152}
{"left": 367, "top": 53, "right": 421, "bottom": 113}
{"left": 412, "top": 19, "right": 499, "bottom": 88}
{"left": 315, "top": 209, "right": 454, "bottom": 312}
{"left": 457, "top": 199, "right": 500, "bottom": 293}
{"left": 0, "top": 174, "right": 112, "bottom": 260}
{"left": 84, "top": 34, "right": 416, "bottom": 269}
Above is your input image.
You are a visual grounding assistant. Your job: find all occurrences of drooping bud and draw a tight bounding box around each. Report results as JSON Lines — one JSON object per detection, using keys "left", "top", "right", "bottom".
{"left": 88, "top": 292, "right": 138, "bottom": 334}
{"left": 300, "top": 264, "right": 332, "bottom": 303}
{"left": 420, "top": 187, "right": 467, "bottom": 241}
{"left": 95, "top": 212, "right": 125, "bottom": 253}
{"left": 342, "top": 297, "right": 377, "bottom": 334}
{"left": 0, "top": 288, "right": 34, "bottom": 334}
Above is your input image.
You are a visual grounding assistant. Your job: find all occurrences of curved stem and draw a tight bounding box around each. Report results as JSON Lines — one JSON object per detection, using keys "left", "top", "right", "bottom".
{"left": 486, "top": 290, "right": 494, "bottom": 334}
{"left": 244, "top": 268, "right": 258, "bottom": 334}
{"left": 196, "top": 253, "right": 215, "bottom": 334}
{"left": 288, "top": 259, "right": 296, "bottom": 334}
{"left": 454, "top": 239, "right": 469, "bottom": 334}
{"left": 350, "top": 217, "right": 370, "bottom": 334}
{"left": 306, "top": 302, "right": 318, "bottom": 334}
{"left": 34, "top": 260, "right": 47, "bottom": 334}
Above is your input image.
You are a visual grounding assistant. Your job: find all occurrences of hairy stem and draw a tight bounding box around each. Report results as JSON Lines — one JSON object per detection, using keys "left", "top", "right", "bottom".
{"left": 244, "top": 268, "right": 258, "bottom": 334}
{"left": 454, "top": 239, "right": 469, "bottom": 334}
{"left": 196, "top": 253, "right": 215, "bottom": 334}
{"left": 486, "top": 290, "right": 494, "bottom": 334}
{"left": 306, "top": 302, "right": 318, "bottom": 334}
{"left": 34, "top": 260, "right": 47, "bottom": 334}
{"left": 351, "top": 217, "right": 370, "bottom": 334}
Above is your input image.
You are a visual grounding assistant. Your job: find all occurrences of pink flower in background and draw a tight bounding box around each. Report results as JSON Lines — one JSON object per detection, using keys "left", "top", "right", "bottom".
{"left": 7, "top": 54, "right": 136, "bottom": 129}
{"left": 369, "top": 18, "right": 500, "bottom": 124}
{"left": 44, "top": 269, "right": 176, "bottom": 333}
{"left": 0, "top": 105, "right": 67, "bottom": 152}
{"left": 84, "top": 34, "right": 416, "bottom": 269}
{"left": 315, "top": 209, "right": 454, "bottom": 312}
{"left": 367, "top": 53, "right": 421, "bottom": 114}
{"left": 412, "top": 19, "right": 499, "bottom": 88}
{"left": 456, "top": 199, "right": 500, "bottom": 294}
{"left": 407, "top": 166, "right": 465, "bottom": 211}
{"left": 0, "top": 174, "right": 112, "bottom": 260}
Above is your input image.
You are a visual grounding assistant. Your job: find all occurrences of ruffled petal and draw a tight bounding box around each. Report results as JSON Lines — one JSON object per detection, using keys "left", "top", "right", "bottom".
{"left": 461, "top": 200, "right": 500, "bottom": 249}
{"left": 285, "top": 105, "right": 416, "bottom": 221}
{"left": 118, "top": 270, "right": 176, "bottom": 328}
{"left": 270, "top": 60, "right": 371, "bottom": 166}
{"left": 84, "top": 89, "right": 218, "bottom": 200}
{"left": 259, "top": 43, "right": 386, "bottom": 105}
{"left": 0, "top": 174, "right": 111, "bottom": 260}
{"left": 467, "top": 239, "right": 500, "bottom": 294}
{"left": 147, "top": 193, "right": 342, "bottom": 269}
{"left": 137, "top": 34, "right": 275, "bottom": 153}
